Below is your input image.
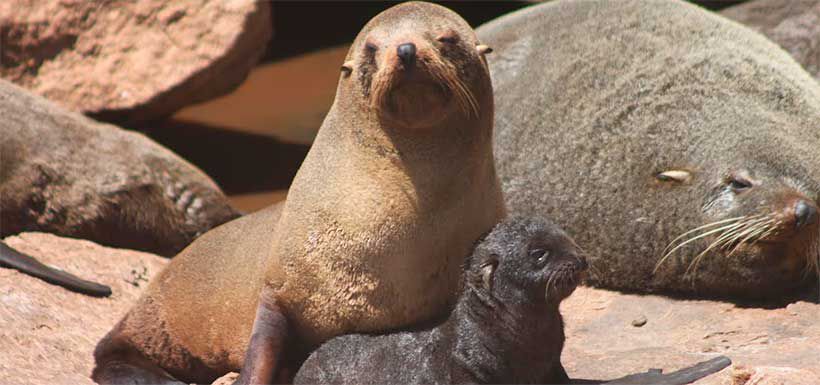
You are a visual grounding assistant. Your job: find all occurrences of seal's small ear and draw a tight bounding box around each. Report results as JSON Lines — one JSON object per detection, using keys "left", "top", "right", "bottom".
{"left": 340, "top": 61, "right": 354, "bottom": 78}
{"left": 481, "top": 258, "right": 498, "bottom": 291}
{"left": 476, "top": 44, "right": 493, "bottom": 55}
{"left": 657, "top": 170, "right": 692, "bottom": 183}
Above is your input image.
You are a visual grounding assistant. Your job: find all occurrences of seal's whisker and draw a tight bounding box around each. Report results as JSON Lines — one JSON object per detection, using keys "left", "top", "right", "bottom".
{"left": 683, "top": 216, "right": 773, "bottom": 278}
{"left": 661, "top": 216, "right": 749, "bottom": 257}
{"left": 726, "top": 222, "right": 773, "bottom": 257}
{"left": 654, "top": 220, "right": 748, "bottom": 273}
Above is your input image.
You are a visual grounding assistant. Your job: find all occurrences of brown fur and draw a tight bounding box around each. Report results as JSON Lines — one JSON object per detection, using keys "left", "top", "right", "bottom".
{"left": 0, "top": 79, "right": 239, "bottom": 257}
{"left": 479, "top": 0, "right": 820, "bottom": 298}
{"left": 93, "top": 2, "right": 504, "bottom": 383}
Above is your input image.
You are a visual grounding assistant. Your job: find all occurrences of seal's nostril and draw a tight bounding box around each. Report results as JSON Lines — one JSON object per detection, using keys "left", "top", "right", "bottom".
{"left": 794, "top": 200, "right": 817, "bottom": 229}
{"left": 397, "top": 43, "right": 416, "bottom": 65}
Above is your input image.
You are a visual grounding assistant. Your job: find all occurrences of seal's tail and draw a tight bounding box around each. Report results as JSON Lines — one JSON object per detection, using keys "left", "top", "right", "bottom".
{"left": 0, "top": 240, "right": 112, "bottom": 297}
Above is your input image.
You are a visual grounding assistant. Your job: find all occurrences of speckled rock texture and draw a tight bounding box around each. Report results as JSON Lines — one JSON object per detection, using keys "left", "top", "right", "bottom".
{"left": 561, "top": 287, "right": 820, "bottom": 384}
{"left": 1, "top": 236, "right": 816, "bottom": 385}
{"left": 0, "top": 233, "right": 168, "bottom": 385}
{"left": 0, "top": 0, "right": 272, "bottom": 124}
{"left": 722, "top": 0, "right": 819, "bottom": 82}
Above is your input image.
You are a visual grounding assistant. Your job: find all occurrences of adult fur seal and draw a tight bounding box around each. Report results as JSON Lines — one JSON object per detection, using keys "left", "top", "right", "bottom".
{"left": 93, "top": 2, "right": 503, "bottom": 384}
{"left": 478, "top": 0, "right": 820, "bottom": 299}
{"left": 0, "top": 80, "right": 239, "bottom": 295}
{"left": 295, "top": 217, "right": 586, "bottom": 384}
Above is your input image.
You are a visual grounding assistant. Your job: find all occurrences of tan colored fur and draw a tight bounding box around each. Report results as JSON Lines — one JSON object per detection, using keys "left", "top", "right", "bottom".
{"left": 95, "top": 2, "right": 504, "bottom": 383}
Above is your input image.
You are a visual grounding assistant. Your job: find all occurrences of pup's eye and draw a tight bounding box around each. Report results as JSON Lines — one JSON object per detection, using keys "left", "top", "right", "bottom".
{"left": 529, "top": 248, "right": 549, "bottom": 265}
{"left": 365, "top": 42, "right": 378, "bottom": 53}
{"left": 728, "top": 176, "right": 753, "bottom": 192}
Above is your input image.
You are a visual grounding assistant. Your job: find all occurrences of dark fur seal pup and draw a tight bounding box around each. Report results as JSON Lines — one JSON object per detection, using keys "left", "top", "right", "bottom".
{"left": 479, "top": 0, "right": 820, "bottom": 298}
{"left": 93, "top": 2, "right": 503, "bottom": 384}
{"left": 294, "top": 217, "right": 730, "bottom": 385}
{"left": 0, "top": 80, "right": 239, "bottom": 295}
{"left": 294, "top": 217, "right": 585, "bottom": 385}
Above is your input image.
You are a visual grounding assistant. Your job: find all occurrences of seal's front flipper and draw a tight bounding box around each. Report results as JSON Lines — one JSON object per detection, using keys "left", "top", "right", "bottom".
{"left": 602, "top": 356, "right": 731, "bottom": 385}
{"left": 235, "top": 287, "right": 289, "bottom": 385}
{"left": 0, "top": 241, "right": 112, "bottom": 297}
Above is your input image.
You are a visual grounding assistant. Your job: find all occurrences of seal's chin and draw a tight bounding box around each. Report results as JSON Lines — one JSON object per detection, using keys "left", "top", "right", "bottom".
{"left": 544, "top": 268, "right": 585, "bottom": 303}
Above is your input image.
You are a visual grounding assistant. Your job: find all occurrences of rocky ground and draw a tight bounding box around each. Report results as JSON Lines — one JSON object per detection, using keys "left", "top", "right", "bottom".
{"left": 1, "top": 233, "right": 817, "bottom": 385}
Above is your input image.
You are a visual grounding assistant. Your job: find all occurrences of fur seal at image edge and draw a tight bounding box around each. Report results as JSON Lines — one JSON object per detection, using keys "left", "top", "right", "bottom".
{"left": 93, "top": 2, "right": 503, "bottom": 384}
{"left": 478, "top": 0, "right": 820, "bottom": 299}
{"left": 0, "top": 80, "right": 239, "bottom": 296}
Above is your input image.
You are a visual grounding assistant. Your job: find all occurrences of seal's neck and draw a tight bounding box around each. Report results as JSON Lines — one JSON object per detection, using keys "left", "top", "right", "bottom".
{"left": 441, "top": 287, "right": 565, "bottom": 383}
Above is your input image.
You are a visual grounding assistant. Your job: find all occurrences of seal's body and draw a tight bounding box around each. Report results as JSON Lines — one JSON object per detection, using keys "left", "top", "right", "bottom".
{"left": 294, "top": 217, "right": 585, "bottom": 385}
{"left": 0, "top": 80, "right": 239, "bottom": 295}
{"left": 93, "top": 2, "right": 503, "bottom": 384}
{"left": 478, "top": 0, "right": 820, "bottom": 298}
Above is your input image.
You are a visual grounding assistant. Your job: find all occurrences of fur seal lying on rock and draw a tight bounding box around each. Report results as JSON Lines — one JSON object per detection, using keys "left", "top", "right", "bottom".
{"left": 294, "top": 216, "right": 585, "bottom": 384}
{"left": 479, "top": 0, "right": 820, "bottom": 299}
{"left": 0, "top": 80, "right": 239, "bottom": 295}
{"left": 93, "top": 2, "right": 503, "bottom": 384}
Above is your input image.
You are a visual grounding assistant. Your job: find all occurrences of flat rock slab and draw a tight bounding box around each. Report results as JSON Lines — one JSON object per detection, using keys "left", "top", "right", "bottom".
{"left": 561, "top": 287, "right": 820, "bottom": 384}
{"left": 0, "top": 0, "right": 271, "bottom": 125}
{"left": 722, "top": 0, "right": 820, "bottom": 82}
{"left": 0, "top": 233, "right": 167, "bottom": 385}
{"left": 1, "top": 233, "right": 817, "bottom": 384}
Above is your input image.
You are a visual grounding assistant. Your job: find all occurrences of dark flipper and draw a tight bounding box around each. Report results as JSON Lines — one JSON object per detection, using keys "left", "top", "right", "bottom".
{"left": 602, "top": 356, "right": 732, "bottom": 385}
{"left": 235, "top": 287, "right": 290, "bottom": 385}
{"left": 0, "top": 240, "right": 112, "bottom": 297}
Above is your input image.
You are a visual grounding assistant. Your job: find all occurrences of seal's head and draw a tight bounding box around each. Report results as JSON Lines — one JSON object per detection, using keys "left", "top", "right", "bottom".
{"left": 469, "top": 217, "right": 587, "bottom": 307}
{"left": 338, "top": 1, "right": 493, "bottom": 130}
{"left": 654, "top": 135, "right": 820, "bottom": 297}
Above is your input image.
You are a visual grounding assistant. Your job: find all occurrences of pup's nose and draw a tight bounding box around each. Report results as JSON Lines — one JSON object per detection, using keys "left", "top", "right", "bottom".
{"left": 794, "top": 200, "right": 817, "bottom": 229}
{"left": 397, "top": 43, "right": 416, "bottom": 65}
{"left": 575, "top": 255, "right": 588, "bottom": 271}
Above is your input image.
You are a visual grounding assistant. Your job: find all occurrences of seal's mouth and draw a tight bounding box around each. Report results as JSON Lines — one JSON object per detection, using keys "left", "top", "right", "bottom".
{"left": 544, "top": 258, "right": 587, "bottom": 303}
{"left": 655, "top": 212, "right": 820, "bottom": 283}
{"left": 370, "top": 47, "right": 478, "bottom": 128}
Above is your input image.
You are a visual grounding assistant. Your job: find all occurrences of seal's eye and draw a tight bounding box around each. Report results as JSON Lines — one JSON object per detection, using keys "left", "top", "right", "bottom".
{"left": 529, "top": 248, "right": 550, "bottom": 265}
{"left": 437, "top": 34, "right": 459, "bottom": 44}
{"left": 365, "top": 42, "right": 378, "bottom": 54}
{"left": 728, "top": 176, "right": 753, "bottom": 192}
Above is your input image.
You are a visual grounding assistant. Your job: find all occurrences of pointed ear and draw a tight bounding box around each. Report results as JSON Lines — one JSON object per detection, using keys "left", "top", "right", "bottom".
{"left": 657, "top": 169, "right": 692, "bottom": 183}
{"left": 476, "top": 44, "right": 493, "bottom": 55}
{"left": 340, "top": 61, "right": 354, "bottom": 77}
{"left": 481, "top": 258, "right": 498, "bottom": 291}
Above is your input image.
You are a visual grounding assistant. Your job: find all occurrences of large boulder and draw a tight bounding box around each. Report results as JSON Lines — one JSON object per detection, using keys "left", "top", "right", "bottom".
{"left": 0, "top": 0, "right": 272, "bottom": 125}
{"left": 722, "top": 0, "right": 820, "bottom": 82}
{"left": 0, "top": 79, "right": 240, "bottom": 256}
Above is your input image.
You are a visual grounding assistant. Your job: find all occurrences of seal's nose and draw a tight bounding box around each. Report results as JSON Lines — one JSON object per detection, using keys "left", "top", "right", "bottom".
{"left": 397, "top": 43, "right": 416, "bottom": 65}
{"left": 794, "top": 200, "right": 817, "bottom": 229}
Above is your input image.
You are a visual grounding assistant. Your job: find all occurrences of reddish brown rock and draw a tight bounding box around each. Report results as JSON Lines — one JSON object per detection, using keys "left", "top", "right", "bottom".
{"left": 0, "top": 0, "right": 272, "bottom": 125}
{"left": 0, "top": 233, "right": 168, "bottom": 385}
{"left": 722, "top": 0, "right": 820, "bottom": 82}
{"left": 560, "top": 287, "right": 820, "bottom": 383}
